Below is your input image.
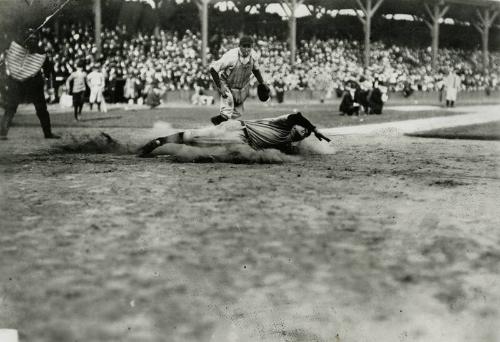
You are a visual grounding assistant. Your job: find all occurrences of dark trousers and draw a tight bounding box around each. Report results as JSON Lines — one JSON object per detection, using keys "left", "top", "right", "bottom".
{"left": 0, "top": 74, "right": 53, "bottom": 138}
{"left": 72, "top": 91, "right": 85, "bottom": 119}
{"left": 276, "top": 91, "right": 284, "bottom": 103}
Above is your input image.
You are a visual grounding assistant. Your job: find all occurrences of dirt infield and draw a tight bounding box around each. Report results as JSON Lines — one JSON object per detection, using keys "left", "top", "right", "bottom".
{"left": 1, "top": 105, "right": 500, "bottom": 342}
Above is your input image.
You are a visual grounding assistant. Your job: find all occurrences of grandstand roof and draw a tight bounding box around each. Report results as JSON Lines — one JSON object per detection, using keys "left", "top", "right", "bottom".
{"left": 215, "top": 0, "right": 500, "bottom": 23}
{"left": 318, "top": 0, "right": 500, "bottom": 20}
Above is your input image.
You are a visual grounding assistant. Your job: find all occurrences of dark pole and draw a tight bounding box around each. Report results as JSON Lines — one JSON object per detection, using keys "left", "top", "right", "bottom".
{"left": 94, "top": 0, "right": 102, "bottom": 58}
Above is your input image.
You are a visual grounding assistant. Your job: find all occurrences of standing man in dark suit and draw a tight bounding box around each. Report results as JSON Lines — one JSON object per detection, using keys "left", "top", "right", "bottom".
{"left": 0, "top": 30, "right": 60, "bottom": 140}
{"left": 367, "top": 79, "right": 388, "bottom": 115}
{"left": 339, "top": 80, "right": 361, "bottom": 116}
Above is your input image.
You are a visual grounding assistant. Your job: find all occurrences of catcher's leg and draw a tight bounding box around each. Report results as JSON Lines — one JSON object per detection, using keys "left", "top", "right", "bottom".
{"left": 137, "top": 132, "right": 184, "bottom": 157}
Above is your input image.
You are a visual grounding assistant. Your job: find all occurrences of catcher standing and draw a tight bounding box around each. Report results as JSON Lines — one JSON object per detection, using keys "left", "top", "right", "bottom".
{"left": 209, "top": 36, "right": 269, "bottom": 125}
{"left": 0, "top": 32, "right": 60, "bottom": 140}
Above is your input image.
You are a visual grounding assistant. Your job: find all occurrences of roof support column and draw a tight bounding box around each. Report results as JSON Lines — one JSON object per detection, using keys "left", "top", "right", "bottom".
{"left": 94, "top": 0, "right": 102, "bottom": 58}
{"left": 356, "top": 0, "right": 384, "bottom": 69}
{"left": 280, "top": 0, "right": 304, "bottom": 66}
{"left": 474, "top": 8, "right": 498, "bottom": 74}
{"left": 195, "top": 0, "right": 210, "bottom": 67}
{"left": 424, "top": 2, "right": 449, "bottom": 71}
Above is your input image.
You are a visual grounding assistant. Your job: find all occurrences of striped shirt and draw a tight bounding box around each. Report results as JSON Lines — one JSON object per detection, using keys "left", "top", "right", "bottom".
{"left": 5, "top": 41, "right": 45, "bottom": 81}
{"left": 242, "top": 113, "right": 315, "bottom": 150}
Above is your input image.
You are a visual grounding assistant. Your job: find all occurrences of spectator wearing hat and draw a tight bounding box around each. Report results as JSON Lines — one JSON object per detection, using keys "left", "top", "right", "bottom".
{"left": 209, "top": 35, "right": 266, "bottom": 122}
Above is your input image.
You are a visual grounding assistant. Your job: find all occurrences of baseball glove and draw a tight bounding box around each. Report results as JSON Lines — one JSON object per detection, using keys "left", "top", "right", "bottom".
{"left": 257, "top": 83, "right": 270, "bottom": 102}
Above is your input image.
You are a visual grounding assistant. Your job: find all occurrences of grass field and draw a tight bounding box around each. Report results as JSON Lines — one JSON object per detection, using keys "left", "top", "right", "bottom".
{"left": 1, "top": 103, "right": 500, "bottom": 342}
{"left": 9, "top": 102, "right": 469, "bottom": 131}
{"left": 407, "top": 121, "right": 500, "bottom": 141}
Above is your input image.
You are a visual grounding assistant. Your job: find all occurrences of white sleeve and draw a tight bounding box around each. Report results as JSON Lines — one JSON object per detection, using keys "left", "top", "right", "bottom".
{"left": 251, "top": 50, "right": 260, "bottom": 70}
{"left": 210, "top": 50, "right": 234, "bottom": 73}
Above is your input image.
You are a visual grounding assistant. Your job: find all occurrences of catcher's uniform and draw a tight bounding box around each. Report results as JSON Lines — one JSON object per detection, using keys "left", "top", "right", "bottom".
{"left": 210, "top": 47, "right": 260, "bottom": 119}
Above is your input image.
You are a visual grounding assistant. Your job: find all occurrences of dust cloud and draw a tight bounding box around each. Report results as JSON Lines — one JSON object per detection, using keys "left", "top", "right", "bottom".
{"left": 50, "top": 121, "right": 335, "bottom": 163}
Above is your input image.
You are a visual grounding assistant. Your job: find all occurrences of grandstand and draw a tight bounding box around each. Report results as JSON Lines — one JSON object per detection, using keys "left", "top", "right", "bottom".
{"left": 0, "top": 0, "right": 499, "bottom": 104}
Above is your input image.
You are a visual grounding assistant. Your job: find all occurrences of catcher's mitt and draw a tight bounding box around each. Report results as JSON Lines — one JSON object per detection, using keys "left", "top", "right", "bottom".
{"left": 257, "top": 83, "right": 270, "bottom": 102}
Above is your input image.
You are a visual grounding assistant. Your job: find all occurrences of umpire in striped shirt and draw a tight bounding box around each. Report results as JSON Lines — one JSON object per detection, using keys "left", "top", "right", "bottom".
{"left": 0, "top": 31, "right": 60, "bottom": 140}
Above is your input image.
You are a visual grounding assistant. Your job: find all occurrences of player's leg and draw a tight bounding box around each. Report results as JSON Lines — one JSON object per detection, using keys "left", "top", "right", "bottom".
{"left": 0, "top": 78, "right": 22, "bottom": 139}
{"left": 30, "top": 76, "right": 60, "bottom": 139}
{"left": 137, "top": 132, "right": 185, "bottom": 156}
{"left": 137, "top": 121, "right": 243, "bottom": 156}
{"left": 77, "top": 92, "right": 84, "bottom": 116}
{"left": 72, "top": 92, "right": 80, "bottom": 120}
{"left": 219, "top": 90, "right": 239, "bottom": 119}
{"left": 0, "top": 102, "right": 19, "bottom": 140}
{"left": 97, "top": 92, "right": 101, "bottom": 112}
{"left": 89, "top": 88, "right": 97, "bottom": 110}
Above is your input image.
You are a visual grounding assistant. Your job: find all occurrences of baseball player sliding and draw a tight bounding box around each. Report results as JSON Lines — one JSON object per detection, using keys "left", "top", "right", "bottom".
{"left": 209, "top": 36, "right": 269, "bottom": 125}
{"left": 137, "top": 111, "right": 331, "bottom": 157}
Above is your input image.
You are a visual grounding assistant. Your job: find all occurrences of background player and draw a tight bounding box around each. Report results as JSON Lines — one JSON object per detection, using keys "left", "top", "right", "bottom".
{"left": 209, "top": 36, "right": 268, "bottom": 125}
{"left": 444, "top": 66, "right": 461, "bottom": 108}
{"left": 87, "top": 63, "right": 105, "bottom": 112}
{"left": 66, "top": 61, "right": 88, "bottom": 121}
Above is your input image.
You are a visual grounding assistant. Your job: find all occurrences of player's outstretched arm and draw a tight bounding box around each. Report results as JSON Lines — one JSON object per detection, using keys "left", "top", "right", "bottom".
{"left": 287, "top": 112, "right": 331, "bottom": 142}
{"left": 252, "top": 69, "right": 265, "bottom": 85}
{"left": 313, "top": 129, "right": 331, "bottom": 142}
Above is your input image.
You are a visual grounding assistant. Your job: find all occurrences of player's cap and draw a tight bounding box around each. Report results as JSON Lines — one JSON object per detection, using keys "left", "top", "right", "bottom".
{"left": 239, "top": 36, "right": 254, "bottom": 47}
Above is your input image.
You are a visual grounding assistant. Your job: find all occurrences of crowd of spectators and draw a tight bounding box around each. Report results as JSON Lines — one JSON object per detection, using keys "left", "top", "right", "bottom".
{"left": 4, "top": 24, "right": 498, "bottom": 104}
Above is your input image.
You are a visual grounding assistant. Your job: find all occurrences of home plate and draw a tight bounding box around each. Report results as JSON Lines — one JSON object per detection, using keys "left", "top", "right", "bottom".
{"left": 387, "top": 105, "right": 443, "bottom": 111}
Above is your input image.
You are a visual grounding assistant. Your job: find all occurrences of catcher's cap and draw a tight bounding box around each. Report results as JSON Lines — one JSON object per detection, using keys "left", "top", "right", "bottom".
{"left": 239, "top": 36, "right": 254, "bottom": 47}
{"left": 257, "top": 84, "right": 270, "bottom": 102}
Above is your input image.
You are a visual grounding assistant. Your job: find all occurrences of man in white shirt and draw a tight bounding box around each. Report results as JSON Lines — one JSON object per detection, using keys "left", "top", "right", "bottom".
{"left": 87, "top": 63, "right": 105, "bottom": 112}
{"left": 209, "top": 36, "right": 266, "bottom": 124}
{"left": 444, "top": 67, "right": 461, "bottom": 108}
